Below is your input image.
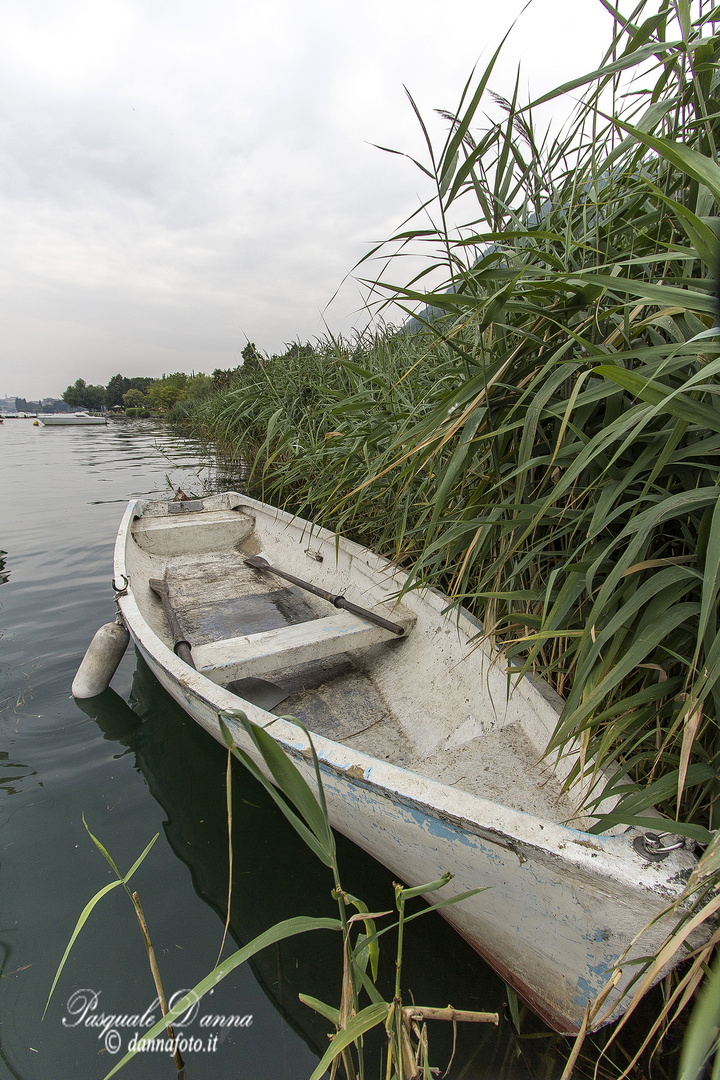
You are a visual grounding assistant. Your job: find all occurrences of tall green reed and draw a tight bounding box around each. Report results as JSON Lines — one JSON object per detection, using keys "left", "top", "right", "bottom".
{"left": 349, "top": 0, "right": 720, "bottom": 839}
{"left": 177, "top": 19, "right": 720, "bottom": 1057}
{"left": 184, "top": 0, "right": 720, "bottom": 843}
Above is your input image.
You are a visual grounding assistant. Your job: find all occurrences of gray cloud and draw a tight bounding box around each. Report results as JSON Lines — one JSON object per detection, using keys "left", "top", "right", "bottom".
{"left": 0, "top": 0, "right": 618, "bottom": 399}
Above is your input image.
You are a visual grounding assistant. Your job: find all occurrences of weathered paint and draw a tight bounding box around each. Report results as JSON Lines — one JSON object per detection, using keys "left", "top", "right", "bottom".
{"left": 192, "top": 608, "right": 414, "bottom": 684}
{"left": 113, "top": 492, "right": 705, "bottom": 1036}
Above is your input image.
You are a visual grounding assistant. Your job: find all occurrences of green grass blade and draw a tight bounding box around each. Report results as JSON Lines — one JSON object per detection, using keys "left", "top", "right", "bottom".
{"left": 121, "top": 833, "right": 160, "bottom": 883}
{"left": 103, "top": 916, "right": 341, "bottom": 1079}
{"left": 45, "top": 830, "right": 159, "bottom": 1017}
{"left": 399, "top": 872, "right": 452, "bottom": 902}
{"left": 527, "top": 40, "right": 683, "bottom": 108}
{"left": 595, "top": 365, "right": 720, "bottom": 432}
{"left": 506, "top": 984, "right": 521, "bottom": 1032}
{"left": 401, "top": 886, "right": 491, "bottom": 926}
{"left": 438, "top": 29, "right": 514, "bottom": 199}
{"left": 279, "top": 715, "right": 335, "bottom": 857}
{"left": 613, "top": 118, "right": 720, "bottom": 205}
{"left": 82, "top": 813, "right": 123, "bottom": 879}
{"left": 307, "top": 1002, "right": 390, "bottom": 1080}
{"left": 298, "top": 993, "right": 341, "bottom": 1026}
{"left": 345, "top": 894, "right": 381, "bottom": 982}
{"left": 588, "top": 816, "right": 712, "bottom": 843}
{"left": 231, "top": 712, "right": 333, "bottom": 851}
{"left": 679, "top": 951, "right": 720, "bottom": 1080}
{"left": 696, "top": 498, "right": 720, "bottom": 665}
{"left": 689, "top": 831, "right": 720, "bottom": 889}
{"left": 44, "top": 880, "right": 123, "bottom": 1018}
{"left": 218, "top": 717, "right": 334, "bottom": 867}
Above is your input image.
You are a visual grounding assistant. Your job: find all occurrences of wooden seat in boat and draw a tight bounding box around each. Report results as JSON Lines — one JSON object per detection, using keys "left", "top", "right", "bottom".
{"left": 192, "top": 608, "right": 414, "bottom": 685}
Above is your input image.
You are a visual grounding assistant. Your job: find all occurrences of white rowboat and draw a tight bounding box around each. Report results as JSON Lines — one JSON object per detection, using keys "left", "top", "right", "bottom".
{"left": 101, "top": 491, "right": 701, "bottom": 1034}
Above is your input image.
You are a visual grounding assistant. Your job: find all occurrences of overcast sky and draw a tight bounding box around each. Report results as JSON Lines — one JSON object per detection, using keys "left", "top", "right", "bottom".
{"left": 0, "top": 0, "right": 621, "bottom": 400}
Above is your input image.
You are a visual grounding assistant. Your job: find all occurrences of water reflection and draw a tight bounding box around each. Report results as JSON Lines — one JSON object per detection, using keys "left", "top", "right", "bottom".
{"left": 0, "top": 751, "right": 36, "bottom": 795}
{"left": 0, "top": 551, "right": 8, "bottom": 585}
{"left": 0, "top": 939, "right": 27, "bottom": 1080}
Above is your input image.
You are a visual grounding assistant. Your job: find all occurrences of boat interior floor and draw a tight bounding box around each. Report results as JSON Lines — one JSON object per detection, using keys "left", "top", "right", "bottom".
{"left": 161, "top": 552, "right": 580, "bottom": 825}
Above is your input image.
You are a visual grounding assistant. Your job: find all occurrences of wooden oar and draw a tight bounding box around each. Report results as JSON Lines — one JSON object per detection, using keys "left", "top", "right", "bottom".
{"left": 243, "top": 555, "right": 406, "bottom": 636}
{"left": 149, "top": 578, "right": 196, "bottom": 668}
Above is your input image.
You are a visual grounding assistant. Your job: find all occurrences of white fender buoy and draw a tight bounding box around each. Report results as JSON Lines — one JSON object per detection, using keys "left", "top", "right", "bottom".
{"left": 72, "top": 621, "right": 130, "bottom": 699}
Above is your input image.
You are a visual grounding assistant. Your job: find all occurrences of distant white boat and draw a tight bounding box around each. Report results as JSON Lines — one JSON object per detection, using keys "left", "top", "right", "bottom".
{"left": 40, "top": 415, "right": 107, "bottom": 426}
{"left": 74, "top": 491, "right": 707, "bottom": 1035}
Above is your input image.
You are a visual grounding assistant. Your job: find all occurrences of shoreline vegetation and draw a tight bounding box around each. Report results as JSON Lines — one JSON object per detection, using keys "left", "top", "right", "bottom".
{"left": 178, "top": 0, "right": 720, "bottom": 851}
{"left": 55, "top": 1, "right": 720, "bottom": 1073}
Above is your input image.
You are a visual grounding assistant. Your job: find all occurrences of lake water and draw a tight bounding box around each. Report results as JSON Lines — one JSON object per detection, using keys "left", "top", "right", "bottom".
{"left": 0, "top": 417, "right": 648, "bottom": 1080}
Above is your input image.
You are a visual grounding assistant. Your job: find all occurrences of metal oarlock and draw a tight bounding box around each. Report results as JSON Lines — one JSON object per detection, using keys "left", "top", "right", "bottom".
{"left": 633, "top": 831, "right": 686, "bottom": 861}
{"left": 113, "top": 573, "right": 129, "bottom": 599}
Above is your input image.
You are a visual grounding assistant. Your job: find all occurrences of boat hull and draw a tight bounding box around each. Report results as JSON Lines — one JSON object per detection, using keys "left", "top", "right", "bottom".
{"left": 112, "top": 493, "right": 701, "bottom": 1034}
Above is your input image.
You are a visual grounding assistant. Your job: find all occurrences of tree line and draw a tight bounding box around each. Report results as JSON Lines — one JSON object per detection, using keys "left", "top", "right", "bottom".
{"left": 62, "top": 371, "right": 221, "bottom": 414}
{"left": 59, "top": 342, "right": 309, "bottom": 414}
{"left": 62, "top": 374, "right": 155, "bottom": 410}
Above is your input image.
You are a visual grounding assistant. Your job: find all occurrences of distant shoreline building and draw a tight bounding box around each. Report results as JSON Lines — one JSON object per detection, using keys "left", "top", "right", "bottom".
{"left": 1, "top": 396, "right": 72, "bottom": 414}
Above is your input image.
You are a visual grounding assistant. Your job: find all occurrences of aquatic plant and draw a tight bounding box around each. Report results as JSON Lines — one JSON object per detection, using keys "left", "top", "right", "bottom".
{"left": 216, "top": 710, "right": 496, "bottom": 1080}
{"left": 49, "top": 718, "right": 495, "bottom": 1080}
{"left": 679, "top": 835, "right": 720, "bottom": 1079}
{"left": 346, "top": 0, "right": 720, "bottom": 848}
{"left": 45, "top": 811, "right": 341, "bottom": 1079}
